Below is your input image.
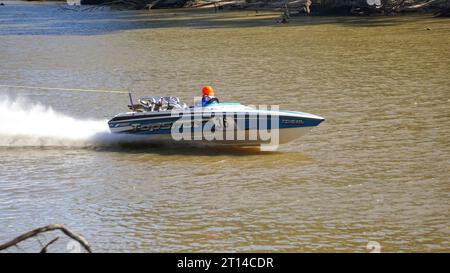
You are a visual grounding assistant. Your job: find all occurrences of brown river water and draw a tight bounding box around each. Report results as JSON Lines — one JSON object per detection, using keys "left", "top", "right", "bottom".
{"left": 0, "top": 2, "right": 449, "bottom": 252}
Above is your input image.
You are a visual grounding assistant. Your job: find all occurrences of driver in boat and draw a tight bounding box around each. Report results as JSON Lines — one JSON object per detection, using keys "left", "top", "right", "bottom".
{"left": 201, "top": 86, "right": 219, "bottom": 106}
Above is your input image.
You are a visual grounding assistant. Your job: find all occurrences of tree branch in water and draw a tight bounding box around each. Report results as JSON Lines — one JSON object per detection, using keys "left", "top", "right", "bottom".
{"left": 0, "top": 224, "right": 92, "bottom": 253}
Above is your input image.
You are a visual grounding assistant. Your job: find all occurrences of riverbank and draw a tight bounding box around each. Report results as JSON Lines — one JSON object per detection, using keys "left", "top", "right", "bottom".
{"left": 1, "top": 1, "right": 450, "bottom": 32}
{"left": 14, "top": 0, "right": 450, "bottom": 17}
{"left": 96, "top": 0, "right": 450, "bottom": 16}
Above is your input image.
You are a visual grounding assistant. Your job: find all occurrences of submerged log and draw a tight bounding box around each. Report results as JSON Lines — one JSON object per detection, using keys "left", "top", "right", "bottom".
{"left": 399, "top": 0, "right": 444, "bottom": 11}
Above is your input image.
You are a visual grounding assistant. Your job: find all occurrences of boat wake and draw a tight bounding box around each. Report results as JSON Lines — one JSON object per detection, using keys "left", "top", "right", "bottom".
{"left": 0, "top": 97, "right": 134, "bottom": 147}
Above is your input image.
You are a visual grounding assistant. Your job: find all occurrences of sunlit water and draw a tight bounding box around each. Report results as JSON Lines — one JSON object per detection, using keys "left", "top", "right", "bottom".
{"left": 0, "top": 2, "right": 449, "bottom": 252}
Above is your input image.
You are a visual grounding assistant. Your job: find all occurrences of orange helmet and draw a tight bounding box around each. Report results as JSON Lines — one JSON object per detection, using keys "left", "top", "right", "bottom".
{"left": 202, "top": 86, "right": 214, "bottom": 97}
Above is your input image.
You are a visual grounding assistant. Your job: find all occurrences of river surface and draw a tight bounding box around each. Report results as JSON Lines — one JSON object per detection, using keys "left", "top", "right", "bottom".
{"left": 0, "top": 2, "right": 449, "bottom": 252}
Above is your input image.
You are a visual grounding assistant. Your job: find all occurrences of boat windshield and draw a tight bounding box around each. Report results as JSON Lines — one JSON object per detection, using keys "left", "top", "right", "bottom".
{"left": 128, "top": 96, "right": 187, "bottom": 112}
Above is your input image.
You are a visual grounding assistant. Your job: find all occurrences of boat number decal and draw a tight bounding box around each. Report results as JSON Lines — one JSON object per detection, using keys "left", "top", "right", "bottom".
{"left": 281, "top": 119, "right": 304, "bottom": 125}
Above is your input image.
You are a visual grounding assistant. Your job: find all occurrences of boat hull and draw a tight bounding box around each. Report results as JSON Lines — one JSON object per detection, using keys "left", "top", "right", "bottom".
{"left": 108, "top": 107, "right": 324, "bottom": 147}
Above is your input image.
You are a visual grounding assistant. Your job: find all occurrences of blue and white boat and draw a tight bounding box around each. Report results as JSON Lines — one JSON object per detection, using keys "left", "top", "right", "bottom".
{"left": 108, "top": 96, "right": 324, "bottom": 148}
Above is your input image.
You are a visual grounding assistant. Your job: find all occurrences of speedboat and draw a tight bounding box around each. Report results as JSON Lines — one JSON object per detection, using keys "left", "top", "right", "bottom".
{"left": 108, "top": 96, "right": 324, "bottom": 149}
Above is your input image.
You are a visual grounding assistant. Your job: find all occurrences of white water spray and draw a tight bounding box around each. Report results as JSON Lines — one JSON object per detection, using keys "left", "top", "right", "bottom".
{"left": 0, "top": 97, "right": 114, "bottom": 147}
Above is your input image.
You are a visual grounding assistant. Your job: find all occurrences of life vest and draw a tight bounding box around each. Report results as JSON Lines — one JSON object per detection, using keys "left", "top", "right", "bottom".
{"left": 202, "top": 95, "right": 217, "bottom": 106}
